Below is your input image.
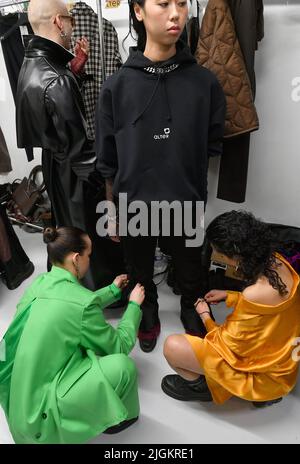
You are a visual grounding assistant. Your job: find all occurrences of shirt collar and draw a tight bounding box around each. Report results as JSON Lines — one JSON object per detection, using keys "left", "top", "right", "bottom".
{"left": 49, "top": 265, "right": 79, "bottom": 285}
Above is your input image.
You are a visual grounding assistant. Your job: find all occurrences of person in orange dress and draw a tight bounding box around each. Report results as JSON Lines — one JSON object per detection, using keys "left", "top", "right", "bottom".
{"left": 162, "top": 210, "right": 300, "bottom": 407}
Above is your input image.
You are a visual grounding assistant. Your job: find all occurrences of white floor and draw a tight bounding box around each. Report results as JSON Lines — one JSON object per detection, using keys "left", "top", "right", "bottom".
{"left": 1, "top": 227, "right": 300, "bottom": 444}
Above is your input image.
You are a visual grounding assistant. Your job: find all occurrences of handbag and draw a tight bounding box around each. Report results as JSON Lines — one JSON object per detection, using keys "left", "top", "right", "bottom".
{"left": 11, "top": 165, "right": 46, "bottom": 217}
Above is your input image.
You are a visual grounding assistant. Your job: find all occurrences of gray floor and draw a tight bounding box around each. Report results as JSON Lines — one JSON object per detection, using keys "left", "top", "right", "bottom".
{"left": 1, "top": 227, "right": 300, "bottom": 444}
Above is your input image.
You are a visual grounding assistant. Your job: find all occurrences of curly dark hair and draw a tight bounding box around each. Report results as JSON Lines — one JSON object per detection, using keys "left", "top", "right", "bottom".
{"left": 206, "top": 210, "right": 288, "bottom": 296}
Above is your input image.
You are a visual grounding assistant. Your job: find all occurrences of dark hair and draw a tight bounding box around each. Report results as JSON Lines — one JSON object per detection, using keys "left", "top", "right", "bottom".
{"left": 206, "top": 210, "right": 288, "bottom": 296}
{"left": 43, "top": 226, "right": 88, "bottom": 265}
{"left": 123, "top": 0, "right": 146, "bottom": 52}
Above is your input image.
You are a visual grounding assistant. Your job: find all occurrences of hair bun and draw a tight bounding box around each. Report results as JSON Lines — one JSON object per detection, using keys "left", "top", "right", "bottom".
{"left": 43, "top": 227, "right": 58, "bottom": 244}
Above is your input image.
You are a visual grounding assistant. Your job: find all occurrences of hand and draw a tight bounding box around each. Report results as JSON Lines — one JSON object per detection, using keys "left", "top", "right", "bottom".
{"left": 76, "top": 37, "right": 90, "bottom": 56}
{"left": 194, "top": 299, "right": 211, "bottom": 316}
{"left": 204, "top": 289, "right": 227, "bottom": 304}
{"left": 113, "top": 274, "right": 129, "bottom": 289}
{"left": 129, "top": 284, "right": 145, "bottom": 306}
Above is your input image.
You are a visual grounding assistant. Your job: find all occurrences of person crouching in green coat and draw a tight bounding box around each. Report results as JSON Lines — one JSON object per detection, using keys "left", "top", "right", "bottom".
{"left": 0, "top": 226, "right": 145, "bottom": 444}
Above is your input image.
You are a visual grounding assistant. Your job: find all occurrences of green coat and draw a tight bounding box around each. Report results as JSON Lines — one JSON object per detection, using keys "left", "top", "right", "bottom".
{"left": 0, "top": 266, "right": 142, "bottom": 444}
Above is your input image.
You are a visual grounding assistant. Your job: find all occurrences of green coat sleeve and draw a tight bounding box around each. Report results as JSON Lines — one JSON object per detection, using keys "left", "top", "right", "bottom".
{"left": 94, "top": 283, "right": 121, "bottom": 308}
{"left": 80, "top": 293, "right": 142, "bottom": 356}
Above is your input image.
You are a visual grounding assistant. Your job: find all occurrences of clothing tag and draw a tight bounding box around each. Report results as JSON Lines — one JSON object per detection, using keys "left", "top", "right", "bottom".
{"left": 19, "top": 25, "right": 28, "bottom": 46}
{"left": 105, "top": 0, "right": 121, "bottom": 8}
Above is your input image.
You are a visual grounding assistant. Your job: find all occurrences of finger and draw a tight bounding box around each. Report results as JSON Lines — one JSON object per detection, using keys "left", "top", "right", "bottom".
{"left": 205, "top": 291, "right": 214, "bottom": 298}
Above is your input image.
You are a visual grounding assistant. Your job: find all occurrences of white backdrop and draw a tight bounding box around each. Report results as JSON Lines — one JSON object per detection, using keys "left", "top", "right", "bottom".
{"left": 0, "top": 1, "right": 299, "bottom": 227}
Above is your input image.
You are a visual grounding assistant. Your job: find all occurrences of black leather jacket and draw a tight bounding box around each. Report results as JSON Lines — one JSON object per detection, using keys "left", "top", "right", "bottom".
{"left": 16, "top": 35, "right": 95, "bottom": 165}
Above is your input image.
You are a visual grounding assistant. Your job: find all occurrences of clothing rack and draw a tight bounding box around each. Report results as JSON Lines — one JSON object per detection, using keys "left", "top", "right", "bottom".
{"left": 95, "top": 0, "right": 106, "bottom": 81}
{"left": 0, "top": 0, "right": 29, "bottom": 9}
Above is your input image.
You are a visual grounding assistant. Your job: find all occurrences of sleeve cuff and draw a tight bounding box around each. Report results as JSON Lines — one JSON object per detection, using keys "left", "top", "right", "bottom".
{"left": 127, "top": 301, "right": 141, "bottom": 311}
{"left": 204, "top": 318, "right": 218, "bottom": 332}
{"left": 110, "top": 283, "right": 122, "bottom": 299}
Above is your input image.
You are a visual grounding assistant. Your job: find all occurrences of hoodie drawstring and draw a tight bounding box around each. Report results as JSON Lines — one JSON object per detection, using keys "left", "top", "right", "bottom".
{"left": 162, "top": 75, "right": 172, "bottom": 123}
{"left": 132, "top": 73, "right": 172, "bottom": 126}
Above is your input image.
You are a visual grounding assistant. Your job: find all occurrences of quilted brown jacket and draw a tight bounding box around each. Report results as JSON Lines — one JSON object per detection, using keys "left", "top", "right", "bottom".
{"left": 195, "top": 0, "right": 259, "bottom": 138}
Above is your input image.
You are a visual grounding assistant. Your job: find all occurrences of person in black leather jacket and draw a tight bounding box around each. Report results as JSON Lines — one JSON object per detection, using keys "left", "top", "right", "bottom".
{"left": 16, "top": 0, "right": 124, "bottom": 290}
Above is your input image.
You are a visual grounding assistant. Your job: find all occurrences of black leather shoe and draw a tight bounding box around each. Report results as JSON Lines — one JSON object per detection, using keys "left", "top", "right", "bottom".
{"left": 139, "top": 337, "right": 157, "bottom": 353}
{"left": 4, "top": 261, "right": 34, "bottom": 290}
{"left": 161, "top": 374, "right": 213, "bottom": 402}
{"left": 103, "top": 416, "right": 138, "bottom": 434}
{"left": 252, "top": 398, "right": 282, "bottom": 408}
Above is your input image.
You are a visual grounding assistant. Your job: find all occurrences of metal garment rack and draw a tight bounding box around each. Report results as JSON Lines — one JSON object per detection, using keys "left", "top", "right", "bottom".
{"left": 0, "top": 0, "right": 29, "bottom": 9}
{"left": 95, "top": 0, "right": 106, "bottom": 82}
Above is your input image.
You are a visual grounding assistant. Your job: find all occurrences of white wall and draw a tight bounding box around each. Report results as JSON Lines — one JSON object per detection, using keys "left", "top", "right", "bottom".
{"left": 1, "top": 3, "right": 300, "bottom": 227}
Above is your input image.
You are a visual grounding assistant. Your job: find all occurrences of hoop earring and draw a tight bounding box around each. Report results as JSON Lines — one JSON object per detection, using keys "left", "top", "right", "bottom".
{"left": 60, "top": 29, "right": 67, "bottom": 38}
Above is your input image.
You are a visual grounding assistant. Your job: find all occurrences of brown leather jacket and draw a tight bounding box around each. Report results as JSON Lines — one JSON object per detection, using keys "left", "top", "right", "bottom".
{"left": 195, "top": 0, "right": 259, "bottom": 138}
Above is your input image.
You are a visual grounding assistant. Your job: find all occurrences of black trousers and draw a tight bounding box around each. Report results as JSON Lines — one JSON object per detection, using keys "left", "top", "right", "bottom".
{"left": 217, "top": 134, "right": 251, "bottom": 203}
{"left": 122, "top": 232, "right": 209, "bottom": 337}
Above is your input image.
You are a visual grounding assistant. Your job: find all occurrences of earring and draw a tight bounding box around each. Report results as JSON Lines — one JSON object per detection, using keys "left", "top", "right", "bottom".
{"left": 235, "top": 262, "right": 240, "bottom": 271}
{"left": 60, "top": 29, "right": 67, "bottom": 38}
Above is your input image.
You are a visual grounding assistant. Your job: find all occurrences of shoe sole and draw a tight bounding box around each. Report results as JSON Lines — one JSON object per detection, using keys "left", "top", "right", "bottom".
{"left": 161, "top": 382, "right": 213, "bottom": 402}
{"left": 252, "top": 398, "right": 282, "bottom": 408}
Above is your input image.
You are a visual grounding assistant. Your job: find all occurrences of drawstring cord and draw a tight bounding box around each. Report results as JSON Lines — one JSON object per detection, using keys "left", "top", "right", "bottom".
{"left": 132, "top": 73, "right": 173, "bottom": 126}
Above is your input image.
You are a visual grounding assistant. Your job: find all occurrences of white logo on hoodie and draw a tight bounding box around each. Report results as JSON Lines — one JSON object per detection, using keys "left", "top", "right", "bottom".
{"left": 154, "top": 128, "right": 171, "bottom": 140}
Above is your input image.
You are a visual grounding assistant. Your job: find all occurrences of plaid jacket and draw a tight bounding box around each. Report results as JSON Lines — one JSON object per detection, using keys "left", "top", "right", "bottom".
{"left": 70, "top": 2, "right": 122, "bottom": 139}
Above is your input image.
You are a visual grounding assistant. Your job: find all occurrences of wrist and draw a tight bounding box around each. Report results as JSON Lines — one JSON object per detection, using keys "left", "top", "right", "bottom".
{"left": 129, "top": 301, "right": 141, "bottom": 310}
{"left": 199, "top": 311, "right": 211, "bottom": 318}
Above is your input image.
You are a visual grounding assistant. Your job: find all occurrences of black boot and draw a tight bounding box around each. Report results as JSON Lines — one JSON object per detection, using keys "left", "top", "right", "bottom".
{"left": 252, "top": 398, "right": 282, "bottom": 408}
{"left": 103, "top": 416, "right": 138, "bottom": 434}
{"left": 161, "top": 374, "right": 213, "bottom": 402}
{"left": 138, "top": 322, "right": 160, "bottom": 353}
{"left": 139, "top": 337, "right": 157, "bottom": 353}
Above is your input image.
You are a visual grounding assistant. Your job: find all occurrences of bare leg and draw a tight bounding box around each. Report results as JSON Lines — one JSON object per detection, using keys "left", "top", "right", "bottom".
{"left": 163, "top": 334, "right": 204, "bottom": 381}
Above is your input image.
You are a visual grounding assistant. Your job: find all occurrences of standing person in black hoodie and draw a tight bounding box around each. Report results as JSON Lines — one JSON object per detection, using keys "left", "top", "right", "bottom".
{"left": 96, "top": 0, "right": 226, "bottom": 352}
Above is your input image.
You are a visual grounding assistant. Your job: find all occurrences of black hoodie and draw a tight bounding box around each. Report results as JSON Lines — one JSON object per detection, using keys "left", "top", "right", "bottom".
{"left": 96, "top": 42, "right": 226, "bottom": 204}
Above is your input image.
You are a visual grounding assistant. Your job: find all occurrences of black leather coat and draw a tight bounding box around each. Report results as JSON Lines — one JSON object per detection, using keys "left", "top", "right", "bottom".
{"left": 16, "top": 36, "right": 124, "bottom": 289}
{"left": 16, "top": 35, "right": 95, "bottom": 159}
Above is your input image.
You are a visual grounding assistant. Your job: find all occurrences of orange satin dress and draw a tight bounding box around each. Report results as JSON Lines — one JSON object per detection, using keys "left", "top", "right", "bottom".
{"left": 185, "top": 254, "right": 300, "bottom": 404}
